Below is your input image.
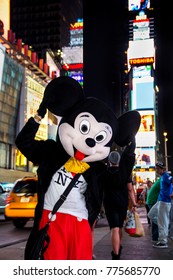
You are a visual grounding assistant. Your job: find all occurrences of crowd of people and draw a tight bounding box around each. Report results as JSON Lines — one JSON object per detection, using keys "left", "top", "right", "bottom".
{"left": 95, "top": 159, "right": 173, "bottom": 259}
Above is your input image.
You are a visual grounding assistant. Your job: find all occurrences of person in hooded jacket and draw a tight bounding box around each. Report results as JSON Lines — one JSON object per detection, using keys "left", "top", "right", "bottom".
{"left": 102, "top": 137, "right": 136, "bottom": 260}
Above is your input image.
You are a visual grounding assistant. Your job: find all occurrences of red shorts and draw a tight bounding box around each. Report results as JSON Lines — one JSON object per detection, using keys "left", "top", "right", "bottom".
{"left": 39, "top": 210, "right": 92, "bottom": 260}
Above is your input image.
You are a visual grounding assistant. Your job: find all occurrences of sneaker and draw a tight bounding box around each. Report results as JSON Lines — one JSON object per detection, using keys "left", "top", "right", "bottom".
{"left": 153, "top": 241, "right": 168, "bottom": 248}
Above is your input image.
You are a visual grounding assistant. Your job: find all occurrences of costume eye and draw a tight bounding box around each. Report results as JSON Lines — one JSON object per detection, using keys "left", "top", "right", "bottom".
{"left": 95, "top": 130, "right": 107, "bottom": 143}
{"left": 79, "top": 120, "right": 90, "bottom": 134}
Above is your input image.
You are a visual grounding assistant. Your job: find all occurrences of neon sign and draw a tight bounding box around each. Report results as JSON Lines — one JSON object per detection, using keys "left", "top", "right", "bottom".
{"left": 129, "top": 57, "right": 154, "bottom": 65}
{"left": 62, "top": 63, "right": 83, "bottom": 70}
{"left": 70, "top": 21, "right": 83, "bottom": 30}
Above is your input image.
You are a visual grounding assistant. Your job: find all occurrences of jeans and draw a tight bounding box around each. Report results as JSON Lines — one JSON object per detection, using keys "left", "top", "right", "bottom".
{"left": 158, "top": 201, "right": 171, "bottom": 244}
{"left": 148, "top": 203, "right": 158, "bottom": 241}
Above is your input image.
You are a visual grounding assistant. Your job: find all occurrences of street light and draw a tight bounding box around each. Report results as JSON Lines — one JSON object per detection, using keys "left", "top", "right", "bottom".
{"left": 163, "top": 132, "right": 168, "bottom": 171}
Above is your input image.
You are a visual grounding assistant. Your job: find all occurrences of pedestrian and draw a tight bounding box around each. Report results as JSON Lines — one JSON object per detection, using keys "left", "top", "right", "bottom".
{"left": 140, "top": 180, "right": 153, "bottom": 224}
{"left": 146, "top": 178, "right": 160, "bottom": 242}
{"left": 102, "top": 135, "right": 136, "bottom": 260}
{"left": 127, "top": 176, "right": 137, "bottom": 212}
{"left": 153, "top": 162, "right": 173, "bottom": 248}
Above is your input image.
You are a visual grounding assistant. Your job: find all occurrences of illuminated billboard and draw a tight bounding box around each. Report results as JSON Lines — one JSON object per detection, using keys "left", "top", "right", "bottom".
{"left": 131, "top": 77, "right": 154, "bottom": 110}
{"left": 133, "top": 65, "right": 151, "bottom": 78}
{"left": 135, "top": 171, "right": 155, "bottom": 185}
{"left": 62, "top": 63, "right": 83, "bottom": 70}
{"left": 136, "top": 110, "right": 156, "bottom": 147}
{"left": 128, "top": 0, "right": 150, "bottom": 11}
{"left": 127, "top": 39, "right": 155, "bottom": 69}
{"left": 135, "top": 147, "right": 155, "bottom": 167}
{"left": 129, "top": 57, "right": 154, "bottom": 66}
{"left": 70, "top": 19, "right": 83, "bottom": 47}
{"left": 62, "top": 46, "right": 83, "bottom": 65}
{"left": 138, "top": 110, "right": 155, "bottom": 132}
{"left": 133, "top": 18, "right": 149, "bottom": 40}
{"left": 136, "top": 130, "right": 156, "bottom": 147}
{"left": 0, "top": 0, "right": 10, "bottom": 39}
{"left": 66, "top": 70, "right": 83, "bottom": 86}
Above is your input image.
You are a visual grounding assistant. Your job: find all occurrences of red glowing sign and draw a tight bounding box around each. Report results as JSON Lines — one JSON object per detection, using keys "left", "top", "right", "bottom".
{"left": 62, "top": 63, "right": 83, "bottom": 70}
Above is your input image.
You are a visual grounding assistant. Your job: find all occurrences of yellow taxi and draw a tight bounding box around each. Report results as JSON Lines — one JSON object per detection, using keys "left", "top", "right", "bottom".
{"left": 5, "top": 176, "right": 38, "bottom": 228}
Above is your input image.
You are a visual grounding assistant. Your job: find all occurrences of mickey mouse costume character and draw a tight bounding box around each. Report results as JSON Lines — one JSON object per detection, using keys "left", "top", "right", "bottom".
{"left": 15, "top": 76, "right": 141, "bottom": 260}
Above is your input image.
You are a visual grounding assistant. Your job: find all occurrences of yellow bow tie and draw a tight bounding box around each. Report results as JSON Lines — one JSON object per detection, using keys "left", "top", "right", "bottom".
{"left": 64, "top": 157, "right": 90, "bottom": 174}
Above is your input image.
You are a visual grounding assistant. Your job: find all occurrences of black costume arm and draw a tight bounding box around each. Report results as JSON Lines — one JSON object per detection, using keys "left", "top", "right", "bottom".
{"left": 118, "top": 136, "right": 136, "bottom": 187}
{"left": 85, "top": 162, "right": 106, "bottom": 228}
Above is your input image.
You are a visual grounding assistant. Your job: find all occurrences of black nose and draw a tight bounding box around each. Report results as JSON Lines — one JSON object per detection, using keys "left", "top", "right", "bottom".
{"left": 85, "top": 138, "right": 96, "bottom": 148}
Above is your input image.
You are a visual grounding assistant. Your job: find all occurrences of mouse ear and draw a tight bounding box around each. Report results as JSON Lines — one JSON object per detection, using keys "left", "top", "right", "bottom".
{"left": 44, "top": 76, "right": 84, "bottom": 116}
{"left": 114, "top": 110, "right": 141, "bottom": 147}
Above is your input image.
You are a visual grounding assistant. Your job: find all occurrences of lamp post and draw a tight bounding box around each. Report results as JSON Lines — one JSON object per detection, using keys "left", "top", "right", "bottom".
{"left": 163, "top": 132, "right": 168, "bottom": 171}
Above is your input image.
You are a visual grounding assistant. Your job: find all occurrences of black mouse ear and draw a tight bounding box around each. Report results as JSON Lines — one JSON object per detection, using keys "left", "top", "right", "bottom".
{"left": 114, "top": 110, "right": 141, "bottom": 147}
{"left": 44, "top": 76, "right": 84, "bottom": 116}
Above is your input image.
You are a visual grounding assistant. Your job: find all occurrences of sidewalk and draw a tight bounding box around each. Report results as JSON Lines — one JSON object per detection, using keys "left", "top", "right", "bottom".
{"left": 0, "top": 206, "right": 173, "bottom": 260}
{"left": 93, "top": 206, "right": 173, "bottom": 260}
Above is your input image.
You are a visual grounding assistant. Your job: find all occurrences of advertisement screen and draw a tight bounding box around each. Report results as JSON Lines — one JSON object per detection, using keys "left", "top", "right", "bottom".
{"left": 133, "top": 65, "right": 151, "bottom": 79}
{"left": 128, "top": 0, "right": 150, "bottom": 11}
{"left": 135, "top": 147, "right": 155, "bottom": 167}
{"left": 133, "top": 19, "right": 150, "bottom": 40}
{"left": 66, "top": 70, "right": 83, "bottom": 86}
{"left": 0, "top": 1, "right": 10, "bottom": 39}
{"left": 131, "top": 78, "right": 154, "bottom": 110}
{"left": 62, "top": 46, "right": 83, "bottom": 64}
{"left": 138, "top": 110, "right": 155, "bottom": 132}
{"left": 136, "top": 131, "right": 156, "bottom": 147}
{"left": 128, "top": 39, "right": 154, "bottom": 60}
{"left": 135, "top": 171, "right": 155, "bottom": 185}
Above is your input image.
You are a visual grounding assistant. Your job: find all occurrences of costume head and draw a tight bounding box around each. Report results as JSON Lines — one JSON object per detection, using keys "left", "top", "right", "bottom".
{"left": 43, "top": 76, "right": 141, "bottom": 163}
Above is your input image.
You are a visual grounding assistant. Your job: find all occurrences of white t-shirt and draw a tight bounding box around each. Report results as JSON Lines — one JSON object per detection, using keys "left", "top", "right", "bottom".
{"left": 44, "top": 166, "right": 88, "bottom": 220}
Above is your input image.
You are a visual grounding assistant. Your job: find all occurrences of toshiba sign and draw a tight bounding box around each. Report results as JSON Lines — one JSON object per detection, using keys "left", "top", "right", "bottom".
{"left": 129, "top": 57, "right": 154, "bottom": 66}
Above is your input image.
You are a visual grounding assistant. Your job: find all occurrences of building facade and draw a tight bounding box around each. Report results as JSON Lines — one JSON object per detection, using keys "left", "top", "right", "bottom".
{"left": 127, "top": 1, "right": 156, "bottom": 187}
{"left": 0, "top": 0, "right": 83, "bottom": 182}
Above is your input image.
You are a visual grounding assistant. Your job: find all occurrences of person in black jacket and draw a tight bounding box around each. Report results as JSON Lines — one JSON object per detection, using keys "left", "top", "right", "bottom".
{"left": 102, "top": 137, "right": 136, "bottom": 260}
